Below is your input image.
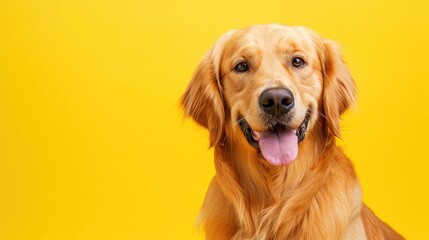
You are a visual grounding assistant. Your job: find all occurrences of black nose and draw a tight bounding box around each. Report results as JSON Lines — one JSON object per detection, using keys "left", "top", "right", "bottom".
{"left": 259, "top": 88, "right": 294, "bottom": 115}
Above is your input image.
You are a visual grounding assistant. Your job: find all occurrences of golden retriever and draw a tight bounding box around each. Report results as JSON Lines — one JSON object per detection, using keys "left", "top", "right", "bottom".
{"left": 181, "top": 24, "right": 403, "bottom": 240}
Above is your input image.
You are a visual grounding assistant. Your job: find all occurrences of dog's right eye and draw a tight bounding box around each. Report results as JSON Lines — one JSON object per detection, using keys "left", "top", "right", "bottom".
{"left": 234, "top": 62, "right": 249, "bottom": 72}
{"left": 292, "top": 57, "right": 305, "bottom": 68}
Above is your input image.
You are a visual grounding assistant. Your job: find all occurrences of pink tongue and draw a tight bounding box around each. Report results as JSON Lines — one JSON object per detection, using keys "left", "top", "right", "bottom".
{"left": 259, "top": 128, "right": 298, "bottom": 166}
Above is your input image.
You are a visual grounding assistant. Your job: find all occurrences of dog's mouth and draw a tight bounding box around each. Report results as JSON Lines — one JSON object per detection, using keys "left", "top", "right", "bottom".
{"left": 238, "top": 108, "right": 311, "bottom": 166}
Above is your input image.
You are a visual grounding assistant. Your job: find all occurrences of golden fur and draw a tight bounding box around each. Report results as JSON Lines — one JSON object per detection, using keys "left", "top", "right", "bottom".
{"left": 181, "top": 24, "right": 403, "bottom": 240}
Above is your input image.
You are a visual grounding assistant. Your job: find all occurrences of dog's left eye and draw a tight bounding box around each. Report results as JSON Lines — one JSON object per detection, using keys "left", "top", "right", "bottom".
{"left": 234, "top": 62, "right": 249, "bottom": 72}
{"left": 292, "top": 57, "right": 305, "bottom": 68}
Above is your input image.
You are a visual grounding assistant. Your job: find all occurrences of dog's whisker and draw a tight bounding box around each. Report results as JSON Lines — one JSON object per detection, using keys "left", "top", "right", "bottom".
{"left": 223, "top": 116, "right": 251, "bottom": 145}
{"left": 317, "top": 110, "right": 328, "bottom": 120}
{"left": 317, "top": 110, "right": 339, "bottom": 129}
{"left": 226, "top": 117, "right": 245, "bottom": 128}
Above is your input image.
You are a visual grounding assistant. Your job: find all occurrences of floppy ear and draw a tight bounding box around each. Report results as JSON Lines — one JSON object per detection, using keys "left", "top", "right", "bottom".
{"left": 322, "top": 40, "right": 356, "bottom": 138}
{"left": 181, "top": 51, "right": 225, "bottom": 147}
{"left": 181, "top": 30, "right": 236, "bottom": 147}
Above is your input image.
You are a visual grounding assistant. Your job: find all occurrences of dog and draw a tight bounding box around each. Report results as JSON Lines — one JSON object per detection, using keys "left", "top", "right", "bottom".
{"left": 181, "top": 24, "right": 403, "bottom": 240}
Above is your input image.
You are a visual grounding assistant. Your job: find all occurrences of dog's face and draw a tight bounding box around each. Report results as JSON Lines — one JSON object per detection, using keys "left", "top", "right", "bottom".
{"left": 221, "top": 26, "right": 323, "bottom": 165}
{"left": 182, "top": 24, "right": 355, "bottom": 166}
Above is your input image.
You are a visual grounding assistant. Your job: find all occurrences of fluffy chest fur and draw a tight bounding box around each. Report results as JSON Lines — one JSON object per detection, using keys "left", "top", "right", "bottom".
{"left": 200, "top": 131, "right": 363, "bottom": 239}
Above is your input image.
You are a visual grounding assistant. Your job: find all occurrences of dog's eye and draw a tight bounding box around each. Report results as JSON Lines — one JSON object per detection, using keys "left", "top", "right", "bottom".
{"left": 234, "top": 62, "right": 249, "bottom": 72}
{"left": 292, "top": 57, "right": 305, "bottom": 68}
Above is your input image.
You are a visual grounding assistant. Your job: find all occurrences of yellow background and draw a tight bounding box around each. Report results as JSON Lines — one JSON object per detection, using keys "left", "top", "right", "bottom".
{"left": 0, "top": 0, "right": 428, "bottom": 239}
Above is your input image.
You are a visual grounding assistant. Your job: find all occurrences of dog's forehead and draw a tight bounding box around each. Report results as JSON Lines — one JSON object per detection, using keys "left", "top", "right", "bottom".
{"left": 226, "top": 25, "right": 317, "bottom": 55}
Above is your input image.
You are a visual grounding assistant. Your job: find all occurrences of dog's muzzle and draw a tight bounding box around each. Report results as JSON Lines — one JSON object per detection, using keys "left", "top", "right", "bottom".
{"left": 238, "top": 107, "right": 312, "bottom": 166}
{"left": 239, "top": 107, "right": 312, "bottom": 149}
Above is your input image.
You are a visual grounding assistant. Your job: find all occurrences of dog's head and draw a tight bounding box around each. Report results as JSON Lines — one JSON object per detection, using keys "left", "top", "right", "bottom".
{"left": 182, "top": 24, "right": 355, "bottom": 166}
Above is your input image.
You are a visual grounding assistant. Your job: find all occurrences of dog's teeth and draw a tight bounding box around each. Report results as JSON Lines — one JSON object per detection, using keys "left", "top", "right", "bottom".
{"left": 252, "top": 131, "right": 260, "bottom": 141}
